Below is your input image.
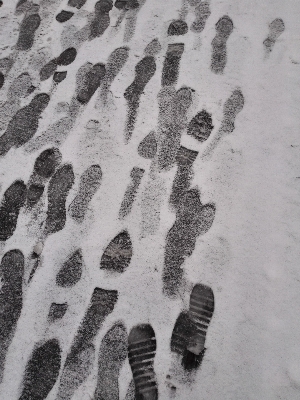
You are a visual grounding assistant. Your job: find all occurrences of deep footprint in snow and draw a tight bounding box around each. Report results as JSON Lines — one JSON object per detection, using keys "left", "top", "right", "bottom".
{"left": 119, "top": 167, "right": 144, "bottom": 219}
{"left": 94, "top": 322, "right": 128, "bottom": 399}
{"left": 68, "top": 164, "right": 102, "bottom": 223}
{"left": 163, "top": 189, "right": 216, "bottom": 298}
{"left": 0, "top": 181, "right": 27, "bottom": 241}
{"left": 16, "top": 13, "right": 41, "bottom": 51}
{"left": 263, "top": 18, "right": 285, "bottom": 54}
{"left": 0, "top": 93, "right": 50, "bottom": 156}
{"left": 100, "top": 230, "right": 133, "bottom": 273}
{"left": 45, "top": 164, "right": 75, "bottom": 235}
{"left": 211, "top": 15, "right": 233, "bottom": 74}
{"left": 170, "top": 283, "right": 215, "bottom": 371}
{"left": 0, "top": 250, "right": 24, "bottom": 382}
{"left": 128, "top": 324, "right": 158, "bottom": 400}
{"left": 57, "top": 288, "right": 118, "bottom": 400}
{"left": 56, "top": 249, "right": 83, "bottom": 287}
{"left": 19, "top": 339, "right": 62, "bottom": 400}
{"left": 124, "top": 55, "right": 157, "bottom": 142}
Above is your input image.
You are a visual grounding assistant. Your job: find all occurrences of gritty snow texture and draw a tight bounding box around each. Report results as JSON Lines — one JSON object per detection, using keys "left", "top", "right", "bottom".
{"left": 0, "top": 0, "right": 299, "bottom": 399}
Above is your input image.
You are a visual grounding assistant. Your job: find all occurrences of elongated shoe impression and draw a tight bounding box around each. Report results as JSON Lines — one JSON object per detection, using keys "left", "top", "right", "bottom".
{"left": 128, "top": 324, "right": 158, "bottom": 400}
{"left": 0, "top": 180, "right": 26, "bottom": 241}
{"left": 170, "top": 283, "right": 214, "bottom": 371}
{"left": 19, "top": 339, "right": 62, "bottom": 400}
{"left": 94, "top": 322, "right": 128, "bottom": 399}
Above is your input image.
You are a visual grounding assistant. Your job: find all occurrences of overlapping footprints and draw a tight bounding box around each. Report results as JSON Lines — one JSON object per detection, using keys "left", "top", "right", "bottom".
{"left": 170, "top": 284, "right": 214, "bottom": 371}
{"left": 163, "top": 189, "right": 216, "bottom": 298}
{"left": 57, "top": 288, "right": 118, "bottom": 399}
{"left": 0, "top": 93, "right": 50, "bottom": 156}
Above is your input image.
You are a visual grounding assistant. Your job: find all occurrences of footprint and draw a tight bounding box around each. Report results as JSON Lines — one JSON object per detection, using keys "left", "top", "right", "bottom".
{"left": 40, "top": 48, "right": 77, "bottom": 81}
{"left": 100, "top": 230, "right": 133, "bottom": 273}
{"left": 119, "top": 167, "right": 144, "bottom": 219}
{"left": 163, "top": 189, "right": 216, "bottom": 298}
{"left": 0, "top": 181, "right": 26, "bottom": 241}
{"left": 211, "top": 15, "right": 233, "bottom": 74}
{"left": 263, "top": 18, "right": 285, "bottom": 55}
{"left": 169, "top": 146, "right": 198, "bottom": 210}
{"left": 26, "top": 184, "right": 45, "bottom": 208}
{"left": 16, "top": 13, "right": 41, "bottom": 51}
{"left": 191, "top": 1, "right": 211, "bottom": 33}
{"left": 89, "top": 0, "right": 114, "bottom": 40}
{"left": 68, "top": 0, "right": 87, "bottom": 8}
{"left": 138, "top": 131, "right": 157, "bottom": 159}
{"left": 170, "top": 283, "right": 214, "bottom": 370}
{"left": 94, "top": 322, "right": 128, "bottom": 399}
{"left": 202, "top": 89, "right": 244, "bottom": 158}
{"left": 68, "top": 165, "right": 102, "bottom": 223}
{"left": 187, "top": 110, "right": 214, "bottom": 142}
{"left": 34, "top": 148, "right": 62, "bottom": 178}
{"left": 128, "top": 324, "right": 158, "bottom": 400}
{"left": 157, "top": 87, "right": 193, "bottom": 171}
{"left": 76, "top": 63, "right": 106, "bottom": 104}
{"left": 168, "top": 20, "right": 188, "bottom": 36}
{"left": 45, "top": 164, "right": 75, "bottom": 235}
{"left": 57, "top": 288, "right": 118, "bottom": 399}
{"left": 19, "top": 339, "right": 62, "bottom": 400}
{"left": 124, "top": 55, "right": 157, "bottom": 142}
{"left": 0, "top": 250, "right": 24, "bottom": 382}
{"left": 161, "top": 43, "right": 185, "bottom": 87}
{"left": 56, "top": 249, "right": 83, "bottom": 288}
{"left": 0, "top": 73, "right": 4, "bottom": 89}
{"left": 100, "top": 46, "right": 130, "bottom": 104}
{"left": 53, "top": 71, "right": 67, "bottom": 83}
{"left": 47, "top": 303, "right": 68, "bottom": 323}
{"left": 56, "top": 10, "right": 74, "bottom": 23}
{"left": 0, "top": 93, "right": 50, "bottom": 156}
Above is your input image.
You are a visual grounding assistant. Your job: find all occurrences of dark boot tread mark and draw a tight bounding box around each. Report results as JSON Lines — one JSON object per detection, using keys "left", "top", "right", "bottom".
{"left": 100, "top": 230, "right": 132, "bottom": 273}
{"left": 53, "top": 71, "right": 67, "bottom": 83}
{"left": 26, "top": 184, "right": 44, "bottom": 207}
{"left": 119, "top": 167, "right": 144, "bottom": 219}
{"left": 211, "top": 15, "right": 233, "bottom": 74}
{"left": 68, "top": 0, "right": 87, "bottom": 9}
{"left": 168, "top": 20, "right": 188, "bottom": 36}
{"left": 191, "top": 1, "right": 211, "bottom": 33}
{"left": 128, "top": 324, "right": 157, "bottom": 399}
{"left": 138, "top": 131, "right": 157, "bottom": 159}
{"left": 90, "top": 0, "right": 113, "bottom": 40}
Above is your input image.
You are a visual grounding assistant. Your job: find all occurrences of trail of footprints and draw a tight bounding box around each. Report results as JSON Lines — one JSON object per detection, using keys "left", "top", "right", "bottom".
{"left": 0, "top": 1, "right": 285, "bottom": 398}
